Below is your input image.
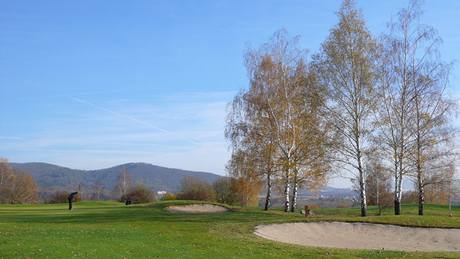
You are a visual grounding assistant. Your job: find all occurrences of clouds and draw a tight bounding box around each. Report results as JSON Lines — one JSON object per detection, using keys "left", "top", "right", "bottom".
{"left": 1, "top": 91, "right": 235, "bottom": 174}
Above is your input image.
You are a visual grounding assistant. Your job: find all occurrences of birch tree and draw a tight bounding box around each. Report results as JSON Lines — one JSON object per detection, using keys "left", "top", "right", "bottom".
{"left": 380, "top": 0, "right": 455, "bottom": 215}
{"left": 227, "top": 30, "right": 331, "bottom": 212}
{"left": 248, "top": 31, "right": 307, "bottom": 212}
{"left": 227, "top": 30, "right": 307, "bottom": 212}
{"left": 376, "top": 9, "right": 417, "bottom": 215}
{"left": 412, "top": 75, "right": 455, "bottom": 215}
{"left": 314, "top": 0, "right": 378, "bottom": 217}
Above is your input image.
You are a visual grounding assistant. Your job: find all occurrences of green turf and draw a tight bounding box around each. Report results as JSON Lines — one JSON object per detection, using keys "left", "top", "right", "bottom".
{"left": 0, "top": 201, "right": 459, "bottom": 258}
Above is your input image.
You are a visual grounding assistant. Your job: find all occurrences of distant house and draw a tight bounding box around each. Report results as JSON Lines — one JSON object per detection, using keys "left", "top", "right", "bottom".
{"left": 157, "top": 191, "right": 167, "bottom": 197}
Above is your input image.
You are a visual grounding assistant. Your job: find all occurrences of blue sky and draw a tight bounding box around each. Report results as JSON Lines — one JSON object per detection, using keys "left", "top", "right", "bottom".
{"left": 1, "top": 1, "right": 459, "bottom": 185}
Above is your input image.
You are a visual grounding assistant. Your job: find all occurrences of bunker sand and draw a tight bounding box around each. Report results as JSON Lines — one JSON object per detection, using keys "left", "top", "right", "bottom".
{"left": 255, "top": 222, "right": 460, "bottom": 252}
{"left": 166, "top": 204, "right": 228, "bottom": 213}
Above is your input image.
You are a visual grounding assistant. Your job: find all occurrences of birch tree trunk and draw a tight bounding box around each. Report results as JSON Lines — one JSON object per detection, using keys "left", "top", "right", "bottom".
{"left": 376, "top": 176, "right": 381, "bottom": 215}
{"left": 283, "top": 170, "right": 290, "bottom": 212}
{"left": 417, "top": 175, "right": 425, "bottom": 215}
{"left": 415, "top": 93, "right": 424, "bottom": 216}
{"left": 290, "top": 170, "right": 298, "bottom": 213}
{"left": 394, "top": 172, "right": 402, "bottom": 215}
{"left": 264, "top": 173, "right": 272, "bottom": 211}
{"left": 357, "top": 148, "right": 367, "bottom": 217}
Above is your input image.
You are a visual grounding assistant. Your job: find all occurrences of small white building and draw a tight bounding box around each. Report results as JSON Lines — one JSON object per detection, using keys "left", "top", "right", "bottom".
{"left": 157, "top": 191, "right": 167, "bottom": 197}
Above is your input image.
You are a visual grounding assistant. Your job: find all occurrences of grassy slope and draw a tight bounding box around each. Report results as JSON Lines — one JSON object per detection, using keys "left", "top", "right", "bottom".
{"left": 0, "top": 201, "right": 459, "bottom": 258}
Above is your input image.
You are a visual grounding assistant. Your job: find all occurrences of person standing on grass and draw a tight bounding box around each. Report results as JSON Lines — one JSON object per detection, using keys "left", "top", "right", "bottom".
{"left": 68, "top": 192, "right": 78, "bottom": 210}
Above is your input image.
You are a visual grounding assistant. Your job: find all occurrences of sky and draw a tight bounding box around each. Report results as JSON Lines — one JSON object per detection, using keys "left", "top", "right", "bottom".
{"left": 1, "top": 0, "right": 459, "bottom": 187}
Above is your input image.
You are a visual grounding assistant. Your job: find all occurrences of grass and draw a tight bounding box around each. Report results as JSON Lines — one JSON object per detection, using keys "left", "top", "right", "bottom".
{"left": 0, "top": 201, "right": 459, "bottom": 258}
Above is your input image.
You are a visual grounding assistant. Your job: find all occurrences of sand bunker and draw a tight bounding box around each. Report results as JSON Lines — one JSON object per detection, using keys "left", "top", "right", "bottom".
{"left": 255, "top": 222, "right": 460, "bottom": 252}
{"left": 166, "top": 204, "right": 228, "bottom": 213}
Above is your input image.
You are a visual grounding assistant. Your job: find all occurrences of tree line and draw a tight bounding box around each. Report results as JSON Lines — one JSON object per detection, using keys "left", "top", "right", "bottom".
{"left": 0, "top": 159, "right": 157, "bottom": 204}
{"left": 0, "top": 157, "right": 259, "bottom": 206}
{"left": 225, "top": 0, "right": 457, "bottom": 216}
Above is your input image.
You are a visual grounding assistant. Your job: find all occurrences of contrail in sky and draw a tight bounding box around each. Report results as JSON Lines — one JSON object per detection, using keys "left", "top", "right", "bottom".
{"left": 70, "top": 97, "right": 169, "bottom": 133}
{"left": 70, "top": 97, "right": 201, "bottom": 145}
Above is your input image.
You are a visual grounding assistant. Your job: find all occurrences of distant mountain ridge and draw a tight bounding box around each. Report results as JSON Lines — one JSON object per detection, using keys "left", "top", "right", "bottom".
{"left": 11, "top": 162, "right": 355, "bottom": 202}
{"left": 11, "top": 162, "right": 221, "bottom": 193}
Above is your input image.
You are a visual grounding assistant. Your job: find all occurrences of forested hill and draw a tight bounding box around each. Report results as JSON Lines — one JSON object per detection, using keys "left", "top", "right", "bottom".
{"left": 11, "top": 162, "right": 221, "bottom": 193}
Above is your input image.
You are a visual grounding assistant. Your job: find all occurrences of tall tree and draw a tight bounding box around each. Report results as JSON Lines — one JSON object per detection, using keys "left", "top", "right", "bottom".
{"left": 314, "top": 0, "right": 378, "bottom": 217}
{"left": 227, "top": 30, "right": 331, "bottom": 212}
{"left": 245, "top": 31, "right": 307, "bottom": 212}
{"left": 376, "top": 29, "right": 414, "bottom": 216}
{"left": 380, "top": 0, "right": 455, "bottom": 215}
{"left": 227, "top": 30, "right": 304, "bottom": 212}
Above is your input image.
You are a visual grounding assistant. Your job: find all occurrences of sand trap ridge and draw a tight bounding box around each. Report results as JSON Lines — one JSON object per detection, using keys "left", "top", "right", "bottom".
{"left": 166, "top": 204, "right": 228, "bottom": 213}
{"left": 255, "top": 222, "right": 460, "bottom": 252}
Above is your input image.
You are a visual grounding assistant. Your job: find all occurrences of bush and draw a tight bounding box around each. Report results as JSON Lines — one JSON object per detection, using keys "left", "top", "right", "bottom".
{"left": 161, "top": 192, "right": 177, "bottom": 201}
{"left": 212, "top": 176, "right": 261, "bottom": 207}
{"left": 228, "top": 177, "right": 261, "bottom": 207}
{"left": 47, "top": 191, "right": 81, "bottom": 204}
{"left": 48, "top": 191, "right": 68, "bottom": 203}
{"left": 122, "top": 185, "right": 155, "bottom": 204}
{"left": 176, "top": 176, "right": 215, "bottom": 201}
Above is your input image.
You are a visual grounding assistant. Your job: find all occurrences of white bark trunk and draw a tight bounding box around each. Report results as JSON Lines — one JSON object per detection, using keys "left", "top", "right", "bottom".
{"left": 284, "top": 171, "right": 290, "bottom": 212}
{"left": 290, "top": 180, "right": 298, "bottom": 213}
{"left": 264, "top": 174, "right": 272, "bottom": 211}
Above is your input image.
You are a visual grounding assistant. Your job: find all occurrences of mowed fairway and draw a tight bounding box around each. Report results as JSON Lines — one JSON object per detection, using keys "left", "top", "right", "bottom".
{"left": 1, "top": 201, "right": 460, "bottom": 258}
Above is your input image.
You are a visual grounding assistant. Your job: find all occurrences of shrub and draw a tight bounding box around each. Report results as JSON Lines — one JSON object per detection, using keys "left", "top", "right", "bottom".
{"left": 228, "top": 176, "right": 261, "bottom": 207}
{"left": 48, "top": 191, "right": 68, "bottom": 203}
{"left": 161, "top": 192, "right": 177, "bottom": 201}
{"left": 212, "top": 176, "right": 261, "bottom": 207}
{"left": 47, "top": 191, "right": 81, "bottom": 204}
{"left": 176, "top": 176, "right": 215, "bottom": 201}
{"left": 123, "top": 185, "right": 155, "bottom": 204}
